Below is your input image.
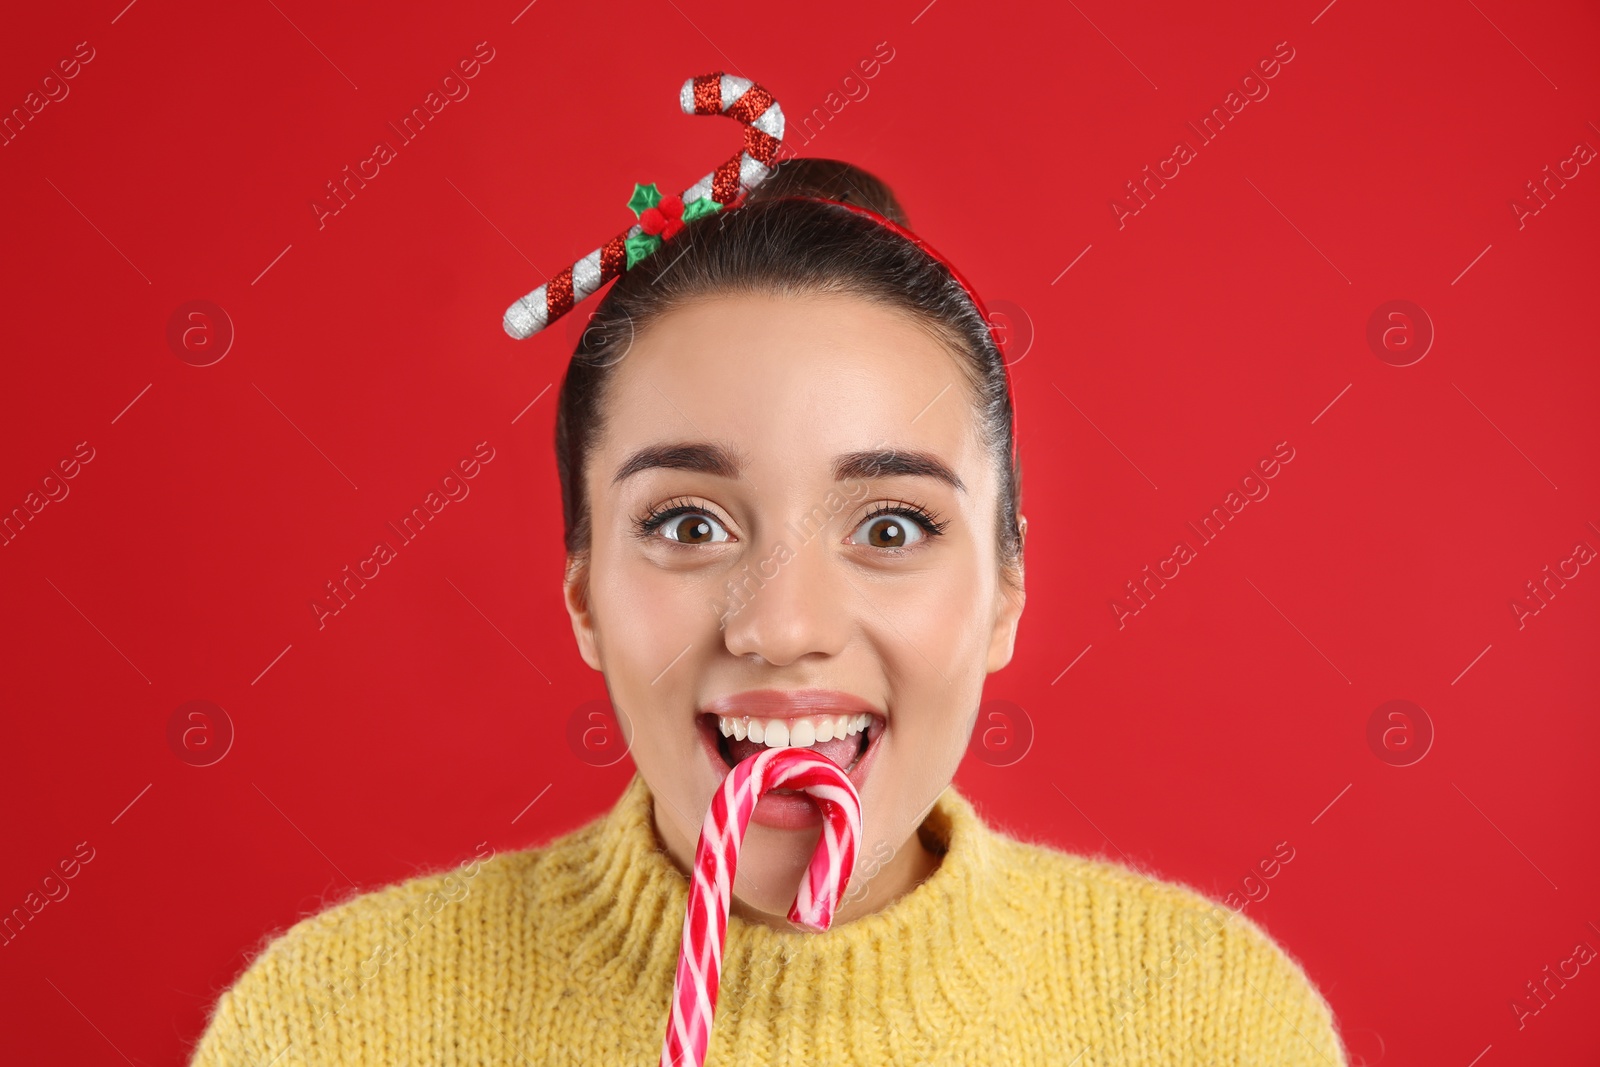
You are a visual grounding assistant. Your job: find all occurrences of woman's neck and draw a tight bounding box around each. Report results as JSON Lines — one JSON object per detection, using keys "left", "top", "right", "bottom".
{"left": 723, "top": 822, "right": 945, "bottom": 931}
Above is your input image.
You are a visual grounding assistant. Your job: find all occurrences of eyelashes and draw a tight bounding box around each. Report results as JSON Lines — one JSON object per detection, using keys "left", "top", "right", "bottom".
{"left": 632, "top": 496, "right": 722, "bottom": 540}
{"left": 631, "top": 496, "right": 950, "bottom": 545}
{"left": 857, "top": 500, "right": 950, "bottom": 537}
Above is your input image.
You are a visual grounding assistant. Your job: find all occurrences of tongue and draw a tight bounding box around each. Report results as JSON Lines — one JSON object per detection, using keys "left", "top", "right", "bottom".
{"left": 726, "top": 731, "right": 863, "bottom": 775}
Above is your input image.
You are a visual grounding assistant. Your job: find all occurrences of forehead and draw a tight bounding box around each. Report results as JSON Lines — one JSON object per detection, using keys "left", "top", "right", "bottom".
{"left": 594, "top": 291, "right": 987, "bottom": 477}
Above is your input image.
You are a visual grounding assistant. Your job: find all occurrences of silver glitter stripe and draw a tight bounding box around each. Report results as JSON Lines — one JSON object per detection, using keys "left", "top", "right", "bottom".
{"left": 752, "top": 101, "right": 784, "bottom": 140}
{"left": 738, "top": 153, "right": 771, "bottom": 191}
{"left": 503, "top": 288, "right": 548, "bottom": 339}
{"left": 679, "top": 78, "right": 696, "bottom": 115}
{"left": 682, "top": 173, "right": 716, "bottom": 204}
{"left": 571, "top": 250, "right": 603, "bottom": 300}
{"left": 720, "top": 74, "right": 751, "bottom": 109}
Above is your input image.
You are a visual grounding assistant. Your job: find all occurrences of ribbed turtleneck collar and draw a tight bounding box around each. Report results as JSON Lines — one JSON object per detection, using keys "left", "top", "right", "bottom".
{"left": 556, "top": 772, "right": 1034, "bottom": 1064}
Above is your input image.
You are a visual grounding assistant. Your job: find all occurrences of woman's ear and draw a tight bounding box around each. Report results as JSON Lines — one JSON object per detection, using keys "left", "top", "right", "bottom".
{"left": 986, "top": 513, "right": 1026, "bottom": 673}
{"left": 563, "top": 555, "right": 602, "bottom": 671}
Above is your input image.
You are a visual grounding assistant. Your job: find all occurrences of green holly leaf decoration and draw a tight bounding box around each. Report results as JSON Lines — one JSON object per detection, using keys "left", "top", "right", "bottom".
{"left": 627, "top": 182, "right": 663, "bottom": 217}
{"left": 680, "top": 196, "right": 723, "bottom": 222}
{"left": 625, "top": 232, "right": 663, "bottom": 269}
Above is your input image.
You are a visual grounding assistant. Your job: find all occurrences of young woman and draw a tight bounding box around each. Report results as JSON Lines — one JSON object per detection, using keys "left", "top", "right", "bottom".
{"left": 189, "top": 159, "right": 1349, "bottom": 1065}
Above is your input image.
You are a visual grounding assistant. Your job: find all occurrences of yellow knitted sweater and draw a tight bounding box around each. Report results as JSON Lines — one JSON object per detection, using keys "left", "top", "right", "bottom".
{"left": 188, "top": 773, "right": 1348, "bottom": 1065}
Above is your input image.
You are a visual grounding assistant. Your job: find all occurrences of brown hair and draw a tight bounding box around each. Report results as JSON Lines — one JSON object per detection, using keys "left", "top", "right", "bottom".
{"left": 554, "top": 158, "right": 1023, "bottom": 587}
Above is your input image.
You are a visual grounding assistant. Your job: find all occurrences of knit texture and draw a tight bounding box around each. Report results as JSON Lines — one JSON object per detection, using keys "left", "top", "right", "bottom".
{"left": 188, "top": 773, "right": 1348, "bottom": 1065}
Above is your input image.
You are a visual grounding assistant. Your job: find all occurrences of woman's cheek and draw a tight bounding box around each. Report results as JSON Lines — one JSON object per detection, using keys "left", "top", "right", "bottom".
{"left": 607, "top": 565, "right": 699, "bottom": 667}
{"left": 888, "top": 558, "right": 986, "bottom": 658}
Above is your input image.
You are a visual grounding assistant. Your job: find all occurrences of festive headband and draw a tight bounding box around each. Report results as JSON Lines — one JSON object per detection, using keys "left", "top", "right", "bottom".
{"left": 499, "top": 72, "right": 1009, "bottom": 367}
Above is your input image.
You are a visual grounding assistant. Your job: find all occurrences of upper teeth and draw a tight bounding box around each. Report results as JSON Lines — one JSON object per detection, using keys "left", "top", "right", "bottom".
{"left": 718, "top": 713, "right": 873, "bottom": 749}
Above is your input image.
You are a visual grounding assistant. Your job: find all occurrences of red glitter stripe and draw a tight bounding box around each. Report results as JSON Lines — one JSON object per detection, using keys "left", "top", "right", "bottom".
{"left": 692, "top": 74, "right": 721, "bottom": 114}
{"left": 710, "top": 158, "right": 742, "bottom": 204}
{"left": 744, "top": 127, "right": 780, "bottom": 166}
{"left": 546, "top": 268, "right": 574, "bottom": 320}
{"left": 599, "top": 234, "right": 627, "bottom": 280}
{"left": 724, "top": 84, "right": 772, "bottom": 126}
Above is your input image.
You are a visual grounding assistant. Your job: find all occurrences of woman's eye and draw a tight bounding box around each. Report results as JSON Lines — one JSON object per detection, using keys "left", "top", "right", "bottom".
{"left": 655, "top": 511, "right": 731, "bottom": 545}
{"left": 849, "top": 512, "right": 927, "bottom": 550}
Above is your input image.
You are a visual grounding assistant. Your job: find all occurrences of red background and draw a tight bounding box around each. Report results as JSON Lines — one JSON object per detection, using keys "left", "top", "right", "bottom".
{"left": 2, "top": 0, "right": 1597, "bottom": 1063}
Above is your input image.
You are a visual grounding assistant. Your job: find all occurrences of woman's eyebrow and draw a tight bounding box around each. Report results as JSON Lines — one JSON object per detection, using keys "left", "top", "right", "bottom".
{"left": 613, "top": 441, "right": 964, "bottom": 493}
{"left": 613, "top": 442, "right": 743, "bottom": 484}
{"left": 833, "top": 448, "right": 965, "bottom": 493}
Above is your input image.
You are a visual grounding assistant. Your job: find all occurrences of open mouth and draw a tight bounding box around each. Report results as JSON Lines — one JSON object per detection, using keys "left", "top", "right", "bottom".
{"left": 698, "top": 712, "right": 882, "bottom": 784}
{"left": 691, "top": 691, "right": 889, "bottom": 830}
{"left": 693, "top": 705, "right": 887, "bottom": 829}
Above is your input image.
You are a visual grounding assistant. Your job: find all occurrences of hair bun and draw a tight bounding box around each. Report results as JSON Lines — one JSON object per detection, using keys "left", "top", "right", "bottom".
{"left": 745, "top": 158, "right": 910, "bottom": 228}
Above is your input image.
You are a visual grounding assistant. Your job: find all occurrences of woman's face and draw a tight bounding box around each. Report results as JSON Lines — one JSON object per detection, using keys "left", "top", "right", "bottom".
{"left": 563, "top": 290, "right": 1025, "bottom": 926}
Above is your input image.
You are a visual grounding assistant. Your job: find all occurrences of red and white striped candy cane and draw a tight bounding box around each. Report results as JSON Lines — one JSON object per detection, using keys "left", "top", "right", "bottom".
{"left": 503, "top": 72, "right": 786, "bottom": 341}
{"left": 660, "top": 746, "right": 861, "bottom": 1067}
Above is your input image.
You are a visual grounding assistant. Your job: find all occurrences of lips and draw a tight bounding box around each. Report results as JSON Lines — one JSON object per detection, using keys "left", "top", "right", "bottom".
{"left": 701, "top": 690, "right": 880, "bottom": 771}
{"left": 701, "top": 689, "right": 881, "bottom": 719}
{"left": 694, "top": 688, "right": 887, "bottom": 830}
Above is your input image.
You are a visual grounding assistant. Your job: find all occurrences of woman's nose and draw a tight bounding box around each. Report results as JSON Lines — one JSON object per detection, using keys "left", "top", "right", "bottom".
{"left": 716, "top": 532, "right": 851, "bottom": 667}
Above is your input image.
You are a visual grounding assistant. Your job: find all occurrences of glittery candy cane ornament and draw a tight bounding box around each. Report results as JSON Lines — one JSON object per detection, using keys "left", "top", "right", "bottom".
{"left": 659, "top": 746, "right": 862, "bottom": 1067}
{"left": 503, "top": 72, "right": 786, "bottom": 340}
